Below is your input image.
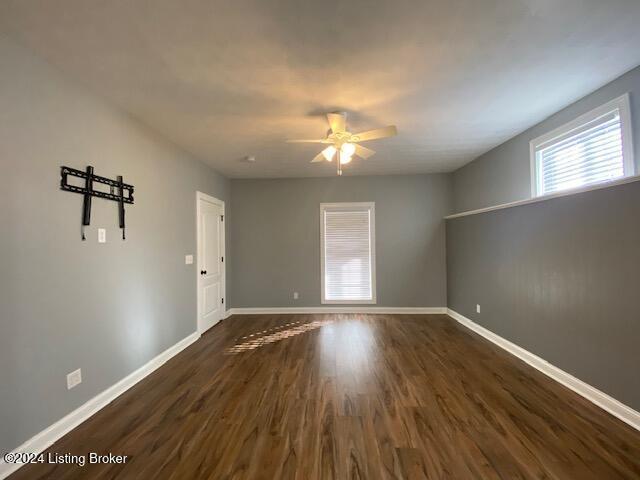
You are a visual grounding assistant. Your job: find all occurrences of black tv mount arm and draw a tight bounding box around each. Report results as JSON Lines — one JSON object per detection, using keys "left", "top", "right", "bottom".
{"left": 60, "top": 166, "right": 134, "bottom": 241}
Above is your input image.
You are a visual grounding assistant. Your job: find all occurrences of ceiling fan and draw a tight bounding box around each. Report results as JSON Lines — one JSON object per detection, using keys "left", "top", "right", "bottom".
{"left": 287, "top": 112, "right": 398, "bottom": 175}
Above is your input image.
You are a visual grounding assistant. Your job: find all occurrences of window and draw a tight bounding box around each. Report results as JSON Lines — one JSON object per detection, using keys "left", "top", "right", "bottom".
{"left": 530, "top": 94, "right": 635, "bottom": 197}
{"left": 320, "top": 202, "right": 376, "bottom": 304}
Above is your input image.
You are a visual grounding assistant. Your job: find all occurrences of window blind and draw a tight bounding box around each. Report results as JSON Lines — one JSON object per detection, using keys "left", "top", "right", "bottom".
{"left": 536, "top": 110, "right": 624, "bottom": 195}
{"left": 322, "top": 205, "right": 374, "bottom": 302}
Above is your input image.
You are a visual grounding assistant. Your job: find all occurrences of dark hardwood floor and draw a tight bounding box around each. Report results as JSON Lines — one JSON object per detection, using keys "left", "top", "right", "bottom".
{"left": 9, "top": 314, "right": 640, "bottom": 479}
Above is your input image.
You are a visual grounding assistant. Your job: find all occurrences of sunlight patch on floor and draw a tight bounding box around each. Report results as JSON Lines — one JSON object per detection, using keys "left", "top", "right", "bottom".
{"left": 224, "top": 320, "right": 334, "bottom": 354}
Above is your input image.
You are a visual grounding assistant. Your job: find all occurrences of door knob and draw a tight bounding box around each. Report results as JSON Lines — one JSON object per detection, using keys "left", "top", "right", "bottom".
{"left": 201, "top": 270, "right": 207, "bottom": 275}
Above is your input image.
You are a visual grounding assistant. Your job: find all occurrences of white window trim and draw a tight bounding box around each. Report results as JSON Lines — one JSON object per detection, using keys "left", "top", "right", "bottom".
{"left": 320, "top": 202, "right": 376, "bottom": 305}
{"left": 529, "top": 93, "right": 635, "bottom": 198}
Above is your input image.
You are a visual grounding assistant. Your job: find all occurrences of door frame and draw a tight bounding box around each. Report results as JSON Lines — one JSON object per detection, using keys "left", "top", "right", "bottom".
{"left": 196, "top": 191, "right": 226, "bottom": 334}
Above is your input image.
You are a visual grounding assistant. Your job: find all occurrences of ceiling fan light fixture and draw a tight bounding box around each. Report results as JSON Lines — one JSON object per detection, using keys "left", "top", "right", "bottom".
{"left": 340, "top": 142, "right": 356, "bottom": 157}
{"left": 340, "top": 154, "right": 353, "bottom": 165}
{"left": 322, "top": 145, "right": 337, "bottom": 162}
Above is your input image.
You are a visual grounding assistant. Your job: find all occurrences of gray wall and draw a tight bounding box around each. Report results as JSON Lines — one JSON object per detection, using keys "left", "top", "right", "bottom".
{"left": 447, "top": 62, "right": 640, "bottom": 411}
{"left": 447, "top": 180, "right": 640, "bottom": 410}
{"left": 230, "top": 175, "right": 452, "bottom": 308}
{"left": 0, "top": 36, "right": 229, "bottom": 454}
{"left": 452, "top": 65, "right": 640, "bottom": 213}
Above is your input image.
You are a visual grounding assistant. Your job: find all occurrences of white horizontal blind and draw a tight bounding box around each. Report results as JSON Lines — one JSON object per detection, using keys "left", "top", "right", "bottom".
{"left": 322, "top": 204, "right": 375, "bottom": 303}
{"left": 536, "top": 110, "right": 625, "bottom": 195}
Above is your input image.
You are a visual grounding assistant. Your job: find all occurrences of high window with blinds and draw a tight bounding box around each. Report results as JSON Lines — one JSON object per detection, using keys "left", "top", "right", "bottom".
{"left": 531, "top": 94, "right": 635, "bottom": 197}
{"left": 320, "top": 202, "right": 376, "bottom": 304}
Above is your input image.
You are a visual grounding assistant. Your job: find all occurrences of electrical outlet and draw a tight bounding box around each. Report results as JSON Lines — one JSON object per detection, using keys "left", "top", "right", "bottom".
{"left": 67, "top": 368, "right": 82, "bottom": 390}
{"left": 293, "top": 292, "right": 299, "bottom": 300}
{"left": 185, "top": 255, "right": 194, "bottom": 265}
{"left": 476, "top": 304, "right": 481, "bottom": 314}
{"left": 98, "top": 228, "right": 106, "bottom": 243}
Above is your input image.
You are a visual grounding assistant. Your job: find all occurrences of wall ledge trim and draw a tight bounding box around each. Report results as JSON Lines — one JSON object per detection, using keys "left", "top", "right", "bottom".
{"left": 0, "top": 331, "right": 201, "bottom": 480}
{"left": 447, "top": 308, "right": 640, "bottom": 432}
{"left": 445, "top": 174, "right": 640, "bottom": 220}
{"left": 227, "top": 307, "right": 447, "bottom": 315}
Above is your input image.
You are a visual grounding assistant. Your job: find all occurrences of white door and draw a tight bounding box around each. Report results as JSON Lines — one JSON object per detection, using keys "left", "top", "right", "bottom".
{"left": 197, "top": 193, "right": 225, "bottom": 333}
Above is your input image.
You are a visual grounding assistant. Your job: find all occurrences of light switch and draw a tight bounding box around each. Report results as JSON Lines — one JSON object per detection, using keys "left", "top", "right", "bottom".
{"left": 98, "top": 228, "right": 106, "bottom": 243}
{"left": 185, "top": 255, "right": 194, "bottom": 265}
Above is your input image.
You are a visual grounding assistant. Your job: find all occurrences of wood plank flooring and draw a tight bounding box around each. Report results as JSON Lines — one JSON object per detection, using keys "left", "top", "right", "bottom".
{"left": 9, "top": 314, "right": 640, "bottom": 479}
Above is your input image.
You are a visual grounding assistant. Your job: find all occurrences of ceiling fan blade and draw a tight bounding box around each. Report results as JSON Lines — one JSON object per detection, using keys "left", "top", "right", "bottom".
{"left": 327, "top": 113, "right": 346, "bottom": 134}
{"left": 351, "top": 125, "right": 397, "bottom": 142}
{"left": 354, "top": 144, "right": 376, "bottom": 159}
{"left": 311, "top": 146, "right": 336, "bottom": 163}
{"left": 311, "top": 151, "right": 326, "bottom": 163}
{"left": 286, "top": 139, "right": 332, "bottom": 143}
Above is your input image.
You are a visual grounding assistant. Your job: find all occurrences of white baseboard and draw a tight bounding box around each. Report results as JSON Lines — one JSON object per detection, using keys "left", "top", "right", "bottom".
{"left": 0, "top": 331, "right": 201, "bottom": 480}
{"left": 447, "top": 308, "right": 640, "bottom": 432}
{"left": 227, "top": 307, "right": 447, "bottom": 315}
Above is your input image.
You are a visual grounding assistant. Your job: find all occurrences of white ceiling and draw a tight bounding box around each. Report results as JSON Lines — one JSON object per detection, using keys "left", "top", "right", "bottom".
{"left": 2, "top": 0, "right": 640, "bottom": 178}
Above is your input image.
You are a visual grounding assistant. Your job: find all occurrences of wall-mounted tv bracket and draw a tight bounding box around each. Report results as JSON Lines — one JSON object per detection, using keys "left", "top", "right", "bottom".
{"left": 60, "top": 166, "right": 134, "bottom": 241}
